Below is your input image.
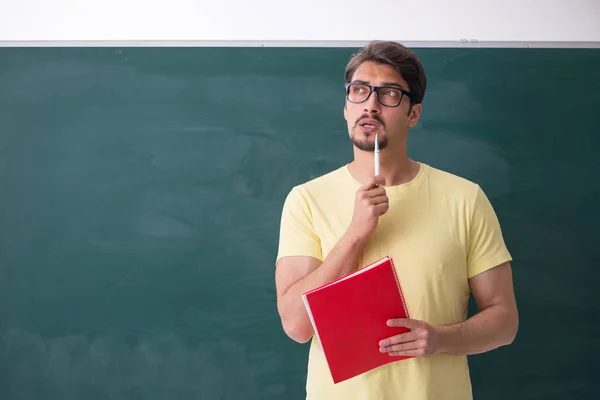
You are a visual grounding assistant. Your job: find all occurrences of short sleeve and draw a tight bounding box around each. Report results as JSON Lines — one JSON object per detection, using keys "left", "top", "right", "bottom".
{"left": 276, "top": 185, "right": 323, "bottom": 262}
{"left": 467, "top": 185, "right": 512, "bottom": 278}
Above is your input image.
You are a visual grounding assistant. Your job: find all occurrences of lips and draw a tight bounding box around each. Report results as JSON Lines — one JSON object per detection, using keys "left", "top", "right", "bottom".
{"left": 358, "top": 118, "right": 381, "bottom": 134}
{"left": 359, "top": 118, "right": 381, "bottom": 129}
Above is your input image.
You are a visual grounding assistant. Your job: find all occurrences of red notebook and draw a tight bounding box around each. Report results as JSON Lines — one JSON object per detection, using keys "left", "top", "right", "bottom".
{"left": 302, "top": 256, "right": 412, "bottom": 384}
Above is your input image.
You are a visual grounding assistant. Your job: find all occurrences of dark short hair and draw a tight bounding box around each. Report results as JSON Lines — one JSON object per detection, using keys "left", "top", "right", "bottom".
{"left": 344, "top": 41, "right": 427, "bottom": 105}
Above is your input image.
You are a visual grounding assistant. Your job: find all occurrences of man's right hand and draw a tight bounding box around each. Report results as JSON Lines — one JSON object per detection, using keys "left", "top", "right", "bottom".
{"left": 348, "top": 175, "right": 389, "bottom": 241}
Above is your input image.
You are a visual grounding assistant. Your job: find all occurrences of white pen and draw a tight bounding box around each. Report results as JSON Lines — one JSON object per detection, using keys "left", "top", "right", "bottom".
{"left": 374, "top": 133, "right": 380, "bottom": 176}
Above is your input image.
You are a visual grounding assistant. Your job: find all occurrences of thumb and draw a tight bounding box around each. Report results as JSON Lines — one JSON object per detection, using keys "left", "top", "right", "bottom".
{"left": 374, "top": 174, "right": 386, "bottom": 187}
{"left": 360, "top": 175, "right": 386, "bottom": 191}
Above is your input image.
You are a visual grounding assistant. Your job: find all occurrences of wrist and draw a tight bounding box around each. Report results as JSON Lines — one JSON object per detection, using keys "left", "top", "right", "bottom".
{"left": 434, "top": 323, "right": 460, "bottom": 355}
{"left": 342, "top": 227, "right": 369, "bottom": 249}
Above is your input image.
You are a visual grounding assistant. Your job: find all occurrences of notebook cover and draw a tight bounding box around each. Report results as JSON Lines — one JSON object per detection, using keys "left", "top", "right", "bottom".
{"left": 302, "top": 256, "right": 411, "bottom": 384}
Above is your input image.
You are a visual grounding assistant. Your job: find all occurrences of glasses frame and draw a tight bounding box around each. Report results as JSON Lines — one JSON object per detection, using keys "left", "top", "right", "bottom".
{"left": 345, "top": 82, "right": 414, "bottom": 107}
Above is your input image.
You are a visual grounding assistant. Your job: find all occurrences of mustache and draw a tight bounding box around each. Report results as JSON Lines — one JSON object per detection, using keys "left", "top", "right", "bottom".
{"left": 354, "top": 114, "right": 385, "bottom": 128}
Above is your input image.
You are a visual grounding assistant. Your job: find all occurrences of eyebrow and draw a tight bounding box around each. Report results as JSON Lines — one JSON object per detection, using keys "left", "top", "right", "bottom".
{"left": 381, "top": 82, "right": 405, "bottom": 89}
{"left": 352, "top": 80, "right": 407, "bottom": 90}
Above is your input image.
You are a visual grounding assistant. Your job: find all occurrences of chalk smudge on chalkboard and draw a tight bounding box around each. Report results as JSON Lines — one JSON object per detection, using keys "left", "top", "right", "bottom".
{"left": 101, "top": 270, "right": 133, "bottom": 308}
{"left": 0, "top": 326, "right": 261, "bottom": 399}
{"left": 231, "top": 138, "right": 299, "bottom": 201}
{"left": 182, "top": 126, "right": 228, "bottom": 133}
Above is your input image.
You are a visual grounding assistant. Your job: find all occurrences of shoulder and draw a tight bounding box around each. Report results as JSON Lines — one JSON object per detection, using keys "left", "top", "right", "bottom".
{"left": 301, "top": 165, "right": 351, "bottom": 192}
{"left": 423, "top": 164, "right": 503, "bottom": 228}
{"left": 284, "top": 165, "right": 351, "bottom": 203}
{"left": 424, "top": 163, "right": 482, "bottom": 199}
{"left": 278, "top": 165, "right": 351, "bottom": 231}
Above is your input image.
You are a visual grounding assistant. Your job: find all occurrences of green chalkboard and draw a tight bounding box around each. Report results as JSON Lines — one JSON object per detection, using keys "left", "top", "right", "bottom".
{"left": 0, "top": 46, "right": 599, "bottom": 399}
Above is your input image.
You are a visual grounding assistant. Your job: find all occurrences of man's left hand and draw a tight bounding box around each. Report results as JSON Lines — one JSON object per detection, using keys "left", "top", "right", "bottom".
{"left": 379, "top": 318, "right": 441, "bottom": 357}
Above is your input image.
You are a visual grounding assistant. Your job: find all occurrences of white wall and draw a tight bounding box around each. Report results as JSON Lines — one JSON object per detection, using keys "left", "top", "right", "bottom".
{"left": 1, "top": 0, "right": 599, "bottom": 46}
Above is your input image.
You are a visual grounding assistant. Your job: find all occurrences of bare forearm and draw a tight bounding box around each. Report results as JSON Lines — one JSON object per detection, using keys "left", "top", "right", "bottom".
{"left": 437, "top": 304, "right": 519, "bottom": 356}
{"left": 280, "top": 232, "right": 367, "bottom": 342}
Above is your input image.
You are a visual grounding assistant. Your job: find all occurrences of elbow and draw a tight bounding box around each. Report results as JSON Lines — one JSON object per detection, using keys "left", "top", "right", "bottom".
{"left": 277, "top": 295, "right": 314, "bottom": 344}
{"left": 281, "top": 318, "right": 314, "bottom": 344}
{"left": 504, "top": 328, "right": 517, "bottom": 347}
{"left": 504, "top": 309, "right": 519, "bottom": 346}
{"left": 509, "top": 321, "right": 519, "bottom": 345}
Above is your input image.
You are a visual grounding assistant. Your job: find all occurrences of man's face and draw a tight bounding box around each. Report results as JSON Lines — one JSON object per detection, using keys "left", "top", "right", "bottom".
{"left": 344, "top": 61, "right": 421, "bottom": 151}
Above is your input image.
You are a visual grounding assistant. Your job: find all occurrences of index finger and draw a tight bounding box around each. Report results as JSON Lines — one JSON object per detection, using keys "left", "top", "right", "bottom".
{"left": 387, "top": 318, "right": 418, "bottom": 329}
{"left": 379, "top": 330, "right": 419, "bottom": 347}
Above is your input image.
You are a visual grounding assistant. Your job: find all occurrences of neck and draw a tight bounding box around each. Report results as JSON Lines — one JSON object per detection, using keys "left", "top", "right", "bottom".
{"left": 348, "top": 141, "right": 419, "bottom": 187}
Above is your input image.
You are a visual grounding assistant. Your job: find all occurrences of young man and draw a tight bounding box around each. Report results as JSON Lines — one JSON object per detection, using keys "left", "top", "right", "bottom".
{"left": 274, "top": 41, "right": 519, "bottom": 399}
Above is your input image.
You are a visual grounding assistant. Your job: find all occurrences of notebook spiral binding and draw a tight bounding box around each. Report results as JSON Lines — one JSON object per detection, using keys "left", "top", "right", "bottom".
{"left": 389, "top": 257, "right": 410, "bottom": 319}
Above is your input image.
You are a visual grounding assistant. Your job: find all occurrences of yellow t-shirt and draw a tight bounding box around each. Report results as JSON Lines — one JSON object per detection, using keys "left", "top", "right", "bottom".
{"left": 276, "top": 162, "right": 512, "bottom": 400}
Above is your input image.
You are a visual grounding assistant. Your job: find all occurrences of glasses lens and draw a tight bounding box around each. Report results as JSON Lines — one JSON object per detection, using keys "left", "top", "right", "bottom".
{"left": 347, "top": 84, "right": 370, "bottom": 103}
{"left": 377, "top": 87, "right": 403, "bottom": 107}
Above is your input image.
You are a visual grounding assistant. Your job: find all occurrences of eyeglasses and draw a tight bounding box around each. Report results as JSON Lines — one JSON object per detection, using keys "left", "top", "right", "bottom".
{"left": 345, "top": 83, "right": 414, "bottom": 107}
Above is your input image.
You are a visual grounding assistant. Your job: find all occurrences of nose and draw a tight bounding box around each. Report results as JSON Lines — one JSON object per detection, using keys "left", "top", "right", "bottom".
{"left": 362, "top": 90, "right": 381, "bottom": 114}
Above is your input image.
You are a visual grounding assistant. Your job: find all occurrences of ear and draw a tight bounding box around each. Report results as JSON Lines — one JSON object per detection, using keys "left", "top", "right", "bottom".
{"left": 343, "top": 103, "right": 348, "bottom": 121}
{"left": 407, "top": 103, "right": 422, "bottom": 128}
